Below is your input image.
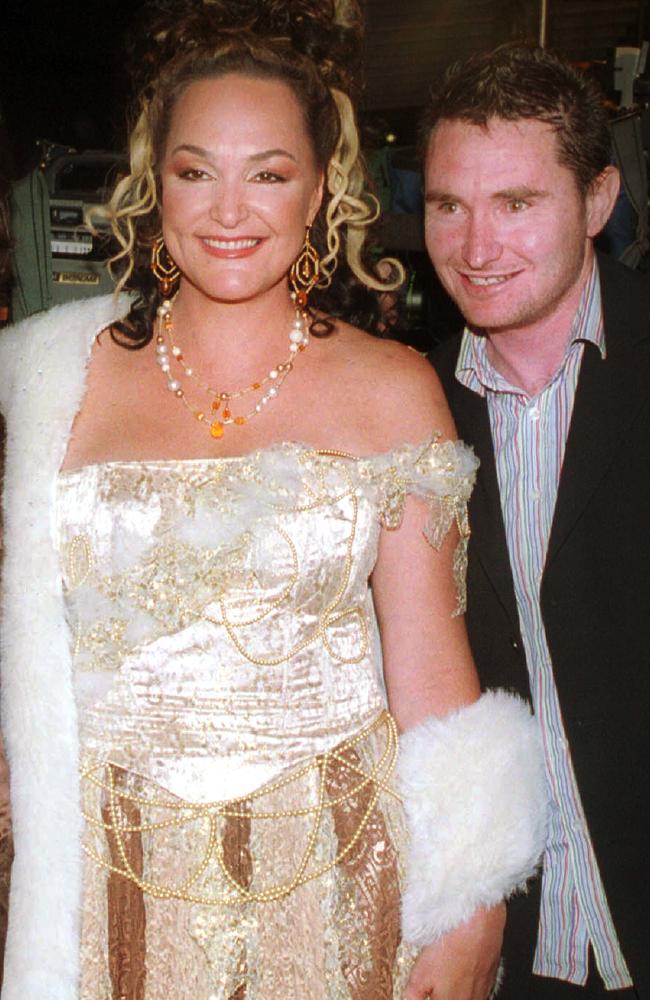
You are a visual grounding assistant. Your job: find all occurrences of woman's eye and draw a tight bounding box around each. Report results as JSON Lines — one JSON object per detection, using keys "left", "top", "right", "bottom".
{"left": 179, "top": 168, "right": 210, "bottom": 181}
{"left": 251, "top": 170, "right": 285, "bottom": 184}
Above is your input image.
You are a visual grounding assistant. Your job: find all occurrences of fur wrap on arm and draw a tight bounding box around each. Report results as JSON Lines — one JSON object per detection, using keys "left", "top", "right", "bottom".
{"left": 0, "top": 294, "right": 129, "bottom": 999}
{"left": 398, "top": 689, "right": 548, "bottom": 947}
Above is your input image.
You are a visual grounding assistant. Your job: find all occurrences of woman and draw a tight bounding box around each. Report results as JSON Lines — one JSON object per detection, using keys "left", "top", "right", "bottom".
{"left": 0, "top": 2, "right": 546, "bottom": 998}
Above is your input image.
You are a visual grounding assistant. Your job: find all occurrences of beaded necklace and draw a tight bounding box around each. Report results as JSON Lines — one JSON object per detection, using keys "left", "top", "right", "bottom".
{"left": 155, "top": 297, "right": 309, "bottom": 439}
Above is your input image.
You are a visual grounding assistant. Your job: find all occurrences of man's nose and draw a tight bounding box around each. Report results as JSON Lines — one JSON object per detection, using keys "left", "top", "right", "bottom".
{"left": 461, "top": 212, "right": 502, "bottom": 269}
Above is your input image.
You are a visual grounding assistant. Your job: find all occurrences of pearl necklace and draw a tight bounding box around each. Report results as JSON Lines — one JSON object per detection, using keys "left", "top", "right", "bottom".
{"left": 155, "top": 297, "right": 309, "bottom": 439}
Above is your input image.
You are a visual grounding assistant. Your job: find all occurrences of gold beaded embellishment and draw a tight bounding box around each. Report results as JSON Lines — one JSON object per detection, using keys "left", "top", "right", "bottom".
{"left": 81, "top": 711, "right": 399, "bottom": 905}
{"left": 154, "top": 297, "right": 309, "bottom": 438}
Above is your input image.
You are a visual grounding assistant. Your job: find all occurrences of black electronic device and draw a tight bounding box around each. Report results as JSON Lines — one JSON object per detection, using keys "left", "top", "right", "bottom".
{"left": 42, "top": 151, "right": 127, "bottom": 305}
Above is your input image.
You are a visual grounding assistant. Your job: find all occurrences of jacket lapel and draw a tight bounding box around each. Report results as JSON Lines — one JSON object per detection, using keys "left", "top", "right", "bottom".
{"left": 449, "top": 377, "right": 520, "bottom": 630}
{"left": 546, "top": 257, "right": 650, "bottom": 570}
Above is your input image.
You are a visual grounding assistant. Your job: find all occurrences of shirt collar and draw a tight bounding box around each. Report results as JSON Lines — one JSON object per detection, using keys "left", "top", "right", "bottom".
{"left": 455, "top": 259, "right": 606, "bottom": 397}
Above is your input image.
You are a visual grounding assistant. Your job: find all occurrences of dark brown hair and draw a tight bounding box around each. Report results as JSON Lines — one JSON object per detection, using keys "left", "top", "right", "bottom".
{"left": 420, "top": 43, "right": 611, "bottom": 194}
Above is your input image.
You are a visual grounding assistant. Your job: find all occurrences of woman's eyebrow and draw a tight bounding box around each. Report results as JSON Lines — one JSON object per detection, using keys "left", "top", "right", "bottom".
{"left": 169, "top": 144, "right": 297, "bottom": 164}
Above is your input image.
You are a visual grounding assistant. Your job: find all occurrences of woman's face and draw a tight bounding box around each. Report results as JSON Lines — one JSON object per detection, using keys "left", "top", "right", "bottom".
{"left": 159, "top": 73, "right": 324, "bottom": 304}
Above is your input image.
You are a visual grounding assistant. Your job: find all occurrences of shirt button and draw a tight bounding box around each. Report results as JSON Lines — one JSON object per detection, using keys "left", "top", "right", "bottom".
{"left": 528, "top": 406, "right": 540, "bottom": 421}
{"left": 531, "top": 490, "right": 541, "bottom": 501}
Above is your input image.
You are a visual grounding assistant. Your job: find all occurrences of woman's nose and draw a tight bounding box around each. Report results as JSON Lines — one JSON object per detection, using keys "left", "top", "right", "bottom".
{"left": 208, "top": 180, "right": 249, "bottom": 228}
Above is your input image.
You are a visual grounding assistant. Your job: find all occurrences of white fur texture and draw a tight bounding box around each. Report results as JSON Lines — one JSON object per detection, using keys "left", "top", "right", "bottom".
{"left": 0, "top": 294, "right": 129, "bottom": 999}
{"left": 398, "top": 690, "right": 548, "bottom": 947}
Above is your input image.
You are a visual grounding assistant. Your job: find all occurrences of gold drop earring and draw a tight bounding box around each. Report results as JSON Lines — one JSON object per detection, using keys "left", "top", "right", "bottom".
{"left": 151, "top": 235, "right": 180, "bottom": 298}
{"left": 289, "top": 225, "right": 320, "bottom": 308}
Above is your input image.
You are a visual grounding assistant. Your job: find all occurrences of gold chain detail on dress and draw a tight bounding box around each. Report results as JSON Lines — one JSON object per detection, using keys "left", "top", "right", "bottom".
{"left": 63, "top": 456, "right": 370, "bottom": 673}
{"left": 195, "top": 459, "right": 369, "bottom": 666}
{"left": 61, "top": 442, "right": 474, "bottom": 674}
{"left": 81, "top": 711, "right": 399, "bottom": 905}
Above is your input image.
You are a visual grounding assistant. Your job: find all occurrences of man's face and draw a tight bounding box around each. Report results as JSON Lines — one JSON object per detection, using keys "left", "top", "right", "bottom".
{"left": 424, "top": 117, "right": 612, "bottom": 336}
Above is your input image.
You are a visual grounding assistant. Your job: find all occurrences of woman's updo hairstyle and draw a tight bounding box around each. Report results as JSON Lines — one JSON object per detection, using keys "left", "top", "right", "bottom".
{"left": 103, "top": 0, "right": 403, "bottom": 346}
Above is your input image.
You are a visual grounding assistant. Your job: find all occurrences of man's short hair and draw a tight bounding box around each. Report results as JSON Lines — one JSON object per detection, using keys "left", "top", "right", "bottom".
{"left": 421, "top": 43, "right": 611, "bottom": 194}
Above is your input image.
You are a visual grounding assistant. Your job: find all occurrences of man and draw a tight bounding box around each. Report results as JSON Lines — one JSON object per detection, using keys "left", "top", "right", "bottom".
{"left": 426, "top": 44, "right": 650, "bottom": 999}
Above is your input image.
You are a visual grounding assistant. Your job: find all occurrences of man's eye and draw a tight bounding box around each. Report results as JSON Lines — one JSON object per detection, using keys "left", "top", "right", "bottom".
{"left": 507, "top": 199, "right": 528, "bottom": 212}
{"left": 439, "top": 202, "right": 460, "bottom": 214}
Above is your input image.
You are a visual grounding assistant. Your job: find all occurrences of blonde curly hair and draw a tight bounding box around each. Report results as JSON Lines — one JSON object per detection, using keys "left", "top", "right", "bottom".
{"left": 97, "top": 3, "right": 403, "bottom": 342}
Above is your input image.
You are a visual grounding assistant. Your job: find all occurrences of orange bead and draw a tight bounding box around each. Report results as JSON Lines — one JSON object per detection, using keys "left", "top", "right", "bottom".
{"left": 234, "top": 416, "right": 246, "bottom": 425}
{"left": 210, "top": 421, "right": 225, "bottom": 439}
{"left": 252, "top": 382, "right": 261, "bottom": 390}
{"left": 223, "top": 408, "right": 231, "bottom": 420}
{"left": 211, "top": 399, "right": 221, "bottom": 412}
{"left": 196, "top": 412, "right": 205, "bottom": 422}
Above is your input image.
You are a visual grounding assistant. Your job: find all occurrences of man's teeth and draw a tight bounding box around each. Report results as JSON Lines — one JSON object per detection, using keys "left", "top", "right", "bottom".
{"left": 467, "top": 274, "right": 510, "bottom": 286}
{"left": 204, "top": 238, "right": 260, "bottom": 249}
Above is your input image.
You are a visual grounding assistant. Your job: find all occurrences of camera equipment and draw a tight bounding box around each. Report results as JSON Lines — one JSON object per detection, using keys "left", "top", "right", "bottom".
{"left": 11, "top": 147, "right": 126, "bottom": 321}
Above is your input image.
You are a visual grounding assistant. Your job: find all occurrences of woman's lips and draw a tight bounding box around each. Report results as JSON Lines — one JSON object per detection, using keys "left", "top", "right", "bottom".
{"left": 200, "top": 236, "right": 265, "bottom": 258}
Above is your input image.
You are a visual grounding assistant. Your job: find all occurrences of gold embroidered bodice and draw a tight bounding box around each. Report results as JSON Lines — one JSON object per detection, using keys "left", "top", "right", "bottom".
{"left": 55, "top": 436, "right": 477, "bottom": 1000}
{"left": 57, "top": 437, "right": 475, "bottom": 803}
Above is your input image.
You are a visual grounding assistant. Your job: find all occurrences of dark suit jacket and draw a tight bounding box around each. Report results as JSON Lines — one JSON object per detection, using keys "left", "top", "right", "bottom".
{"left": 430, "top": 253, "right": 650, "bottom": 994}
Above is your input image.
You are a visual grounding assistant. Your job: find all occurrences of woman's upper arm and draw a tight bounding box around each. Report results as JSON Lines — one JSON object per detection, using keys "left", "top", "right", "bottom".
{"left": 368, "top": 351, "right": 480, "bottom": 732}
{"left": 372, "top": 493, "right": 480, "bottom": 732}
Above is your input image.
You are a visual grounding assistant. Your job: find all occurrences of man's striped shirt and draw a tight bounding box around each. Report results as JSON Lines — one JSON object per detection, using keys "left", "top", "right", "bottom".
{"left": 455, "top": 264, "right": 632, "bottom": 988}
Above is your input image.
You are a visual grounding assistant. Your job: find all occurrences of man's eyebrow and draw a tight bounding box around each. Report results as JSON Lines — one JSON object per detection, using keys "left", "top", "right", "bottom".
{"left": 494, "top": 186, "right": 550, "bottom": 200}
{"left": 170, "top": 144, "right": 297, "bottom": 163}
{"left": 424, "top": 185, "right": 551, "bottom": 204}
{"left": 425, "top": 189, "right": 462, "bottom": 204}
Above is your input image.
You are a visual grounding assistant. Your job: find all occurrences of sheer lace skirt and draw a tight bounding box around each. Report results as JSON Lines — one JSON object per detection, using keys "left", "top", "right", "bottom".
{"left": 79, "top": 713, "right": 417, "bottom": 1000}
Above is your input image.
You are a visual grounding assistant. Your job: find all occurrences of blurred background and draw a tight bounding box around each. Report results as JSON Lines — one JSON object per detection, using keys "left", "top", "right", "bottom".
{"left": 0, "top": 0, "right": 649, "bottom": 341}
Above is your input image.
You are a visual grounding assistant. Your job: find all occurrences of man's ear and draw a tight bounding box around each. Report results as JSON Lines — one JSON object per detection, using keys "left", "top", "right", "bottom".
{"left": 586, "top": 165, "right": 621, "bottom": 237}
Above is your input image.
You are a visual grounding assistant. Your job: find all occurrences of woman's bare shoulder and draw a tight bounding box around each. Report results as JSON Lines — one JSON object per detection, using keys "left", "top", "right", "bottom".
{"left": 317, "top": 321, "right": 457, "bottom": 449}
